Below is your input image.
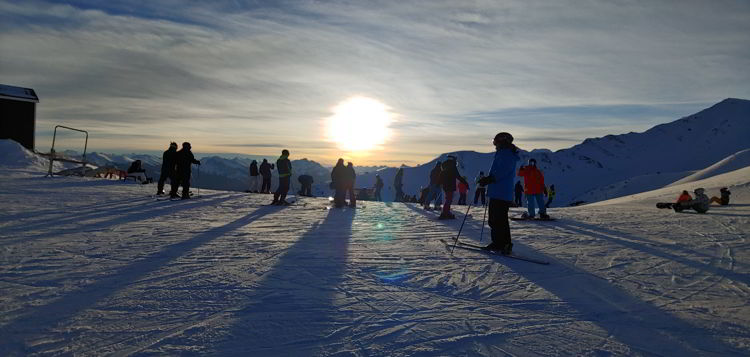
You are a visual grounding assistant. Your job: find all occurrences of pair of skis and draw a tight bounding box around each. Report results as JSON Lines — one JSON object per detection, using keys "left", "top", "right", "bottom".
{"left": 441, "top": 239, "right": 550, "bottom": 265}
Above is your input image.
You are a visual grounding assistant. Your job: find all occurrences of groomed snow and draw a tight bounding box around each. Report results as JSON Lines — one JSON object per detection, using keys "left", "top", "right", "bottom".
{"left": 1, "top": 159, "right": 749, "bottom": 355}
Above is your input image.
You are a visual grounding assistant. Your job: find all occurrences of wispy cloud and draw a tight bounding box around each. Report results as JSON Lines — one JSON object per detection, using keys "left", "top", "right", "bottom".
{"left": 2, "top": 0, "right": 749, "bottom": 164}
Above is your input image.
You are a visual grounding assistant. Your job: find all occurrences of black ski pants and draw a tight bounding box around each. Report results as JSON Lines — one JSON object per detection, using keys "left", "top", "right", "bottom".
{"left": 273, "top": 176, "right": 290, "bottom": 202}
{"left": 488, "top": 199, "right": 511, "bottom": 248}
{"left": 334, "top": 187, "right": 347, "bottom": 207}
{"left": 474, "top": 187, "right": 486, "bottom": 205}
{"left": 300, "top": 183, "right": 312, "bottom": 196}
{"left": 171, "top": 171, "right": 190, "bottom": 197}
{"left": 261, "top": 175, "right": 271, "bottom": 193}
{"left": 157, "top": 169, "right": 175, "bottom": 194}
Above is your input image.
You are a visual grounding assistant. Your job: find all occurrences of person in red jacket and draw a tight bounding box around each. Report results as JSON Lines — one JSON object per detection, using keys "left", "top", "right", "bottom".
{"left": 517, "top": 158, "right": 549, "bottom": 219}
{"left": 677, "top": 190, "right": 692, "bottom": 203}
{"left": 656, "top": 190, "right": 692, "bottom": 210}
{"left": 457, "top": 176, "right": 469, "bottom": 205}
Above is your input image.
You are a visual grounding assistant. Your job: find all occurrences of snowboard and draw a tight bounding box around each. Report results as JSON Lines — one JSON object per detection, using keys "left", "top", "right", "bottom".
{"left": 440, "top": 239, "right": 550, "bottom": 265}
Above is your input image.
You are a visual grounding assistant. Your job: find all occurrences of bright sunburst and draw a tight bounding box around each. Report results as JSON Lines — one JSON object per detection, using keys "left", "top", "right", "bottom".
{"left": 326, "top": 96, "right": 393, "bottom": 153}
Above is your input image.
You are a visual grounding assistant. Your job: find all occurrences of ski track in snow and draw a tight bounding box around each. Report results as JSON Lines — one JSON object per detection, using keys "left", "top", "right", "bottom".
{"left": 0, "top": 171, "right": 749, "bottom": 356}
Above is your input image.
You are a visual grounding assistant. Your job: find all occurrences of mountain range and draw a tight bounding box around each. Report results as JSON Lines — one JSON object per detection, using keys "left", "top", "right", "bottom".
{"left": 28, "top": 98, "right": 750, "bottom": 206}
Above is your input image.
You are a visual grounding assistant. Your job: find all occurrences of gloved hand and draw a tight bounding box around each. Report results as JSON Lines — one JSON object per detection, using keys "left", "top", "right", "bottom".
{"left": 197, "top": 160, "right": 201, "bottom": 165}
{"left": 477, "top": 175, "right": 494, "bottom": 186}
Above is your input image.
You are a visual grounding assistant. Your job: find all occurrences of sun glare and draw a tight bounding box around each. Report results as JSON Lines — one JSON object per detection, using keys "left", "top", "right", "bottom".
{"left": 327, "top": 96, "right": 393, "bottom": 153}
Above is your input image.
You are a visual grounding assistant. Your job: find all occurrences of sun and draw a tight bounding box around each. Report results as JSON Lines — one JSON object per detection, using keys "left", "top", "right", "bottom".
{"left": 326, "top": 96, "right": 393, "bottom": 153}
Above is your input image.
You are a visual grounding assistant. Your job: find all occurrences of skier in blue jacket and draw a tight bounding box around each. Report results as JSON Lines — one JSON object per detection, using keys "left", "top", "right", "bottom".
{"left": 478, "top": 132, "right": 520, "bottom": 254}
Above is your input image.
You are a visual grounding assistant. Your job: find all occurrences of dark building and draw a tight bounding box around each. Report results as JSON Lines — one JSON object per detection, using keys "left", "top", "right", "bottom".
{"left": 0, "top": 84, "right": 39, "bottom": 151}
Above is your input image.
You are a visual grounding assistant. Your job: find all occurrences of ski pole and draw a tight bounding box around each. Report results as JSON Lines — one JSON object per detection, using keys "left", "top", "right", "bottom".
{"left": 194, "top": 164, "right": 200, "bottom": 197}
{"left": 450, "top": 203, "right": 472, "bottom": 255}
{"left": 479, "top": 201, "right": 488, "bottom": 243}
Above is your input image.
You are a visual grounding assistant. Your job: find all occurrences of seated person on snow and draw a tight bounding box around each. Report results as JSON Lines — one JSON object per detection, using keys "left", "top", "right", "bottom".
{"left": 657, "top": 190, "right": 691, "bottom": 209}
{"left": 126, "top": 160, "right": 150, "bottom": 183}
{"left": 710, "top": 187, "right": 731, "bottom": 206}
{"left": 673, "top": 188, "right": 710, "bottom": 213}
{"left": 677, "top": 190, "right": 692, "bottom": 204}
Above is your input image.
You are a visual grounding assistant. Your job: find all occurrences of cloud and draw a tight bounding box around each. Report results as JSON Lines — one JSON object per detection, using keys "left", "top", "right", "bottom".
{"left": 3, "top": 0, "right": 750, "bottom": 164}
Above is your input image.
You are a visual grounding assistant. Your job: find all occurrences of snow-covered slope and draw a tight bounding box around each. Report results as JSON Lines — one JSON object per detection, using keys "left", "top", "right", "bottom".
{"left": 362, "top": 98, "right": 750, "bottom": 206}
{"left": 1, "top": 145, "right": 749, "bottom": 355}
{"left": 12, "top": 98, "right": 748, "bottom": 205}
{"left": 0, "top": 139, "right": 76, "bottom": 174}
{"left": 669, "top": 148, "right": 750, "bottom": 187}
{"left": 590, "top": 164, "right": 750, "bottom": 207}
{"left": 0, "top": 139, "right": 51, "bottom": 171}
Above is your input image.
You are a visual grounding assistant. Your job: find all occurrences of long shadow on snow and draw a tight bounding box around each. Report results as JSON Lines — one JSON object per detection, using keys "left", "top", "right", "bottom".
{"left": 0, "top": 194, "right": 191, "bottom": 235}
{"left": 669, "top": 210, "right": 750, "bottom": 218}
{"left": 214, "top": 208, "right": 355, "bottom": 355}
{"left": 0, "top": 205, "right": 284, "bottom": 354}
{"left": 23, "top": 176, "right": 145, "bottom": 189}
{"left": 406, "top": 204, "right": 743, "bottom": 356}
{"left": 0, "top": 194, "right": 236, "bottom": 247}
{"left": 0, "top": 195, "right": 157, "bottom": 227}
{"left": 553, "top": 220, "right": 750, "bottom": 286}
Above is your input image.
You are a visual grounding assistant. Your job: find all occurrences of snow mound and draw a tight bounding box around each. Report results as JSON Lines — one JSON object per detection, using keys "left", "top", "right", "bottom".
{"left": 571, "top": 170, "right": 692, "bottom": 204}
{"left": 589, "top": 165, "right": 750, "bottom": 206}
{"left": 669, "top": 148, "right": 750, "bottom": 186}
{"left": 0, "top": 139, "right": 50, "bottom": 171}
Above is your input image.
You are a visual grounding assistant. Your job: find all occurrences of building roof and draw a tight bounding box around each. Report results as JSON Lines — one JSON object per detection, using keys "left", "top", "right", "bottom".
{"left": 0, "top": 84, "right": 39, "bottom": 103}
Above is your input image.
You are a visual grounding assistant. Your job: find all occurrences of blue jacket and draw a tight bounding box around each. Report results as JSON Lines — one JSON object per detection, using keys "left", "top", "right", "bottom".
{"left": 487, "top": 148, "right": 520, "bottom": 201}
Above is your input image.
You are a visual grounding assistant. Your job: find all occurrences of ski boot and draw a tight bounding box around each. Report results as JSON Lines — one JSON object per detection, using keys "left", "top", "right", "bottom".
{"left": 500, "top": 243, "right": 513, "bottom": 255}
{"left": 482, "top": 243, "right": 501, "bottom": 252}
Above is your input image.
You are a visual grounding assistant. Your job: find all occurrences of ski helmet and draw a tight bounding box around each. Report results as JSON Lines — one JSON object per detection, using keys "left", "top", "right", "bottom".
{"left": 494, "top": 132, "right": 513, "bottom": 144}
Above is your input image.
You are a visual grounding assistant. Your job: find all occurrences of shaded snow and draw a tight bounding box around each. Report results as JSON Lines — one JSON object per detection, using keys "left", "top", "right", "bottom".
{"left": 670, "top": 149, "right": 750, "bottom": 187}
{"left": 0, "top": 139, "right": 75, "bottom": 174}
{"left": 0, "top": 157, "right": 749, "bottom": 355}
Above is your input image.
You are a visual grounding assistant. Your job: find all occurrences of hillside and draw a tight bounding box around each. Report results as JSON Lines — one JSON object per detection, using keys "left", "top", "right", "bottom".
{"left": 670, "top": 148, "right": 750, "bottom": 186}
{"left": 357, "top": 98, "right": 750, "bottom": 206}
{"left": 1, "top": 140, "right": 748, "bottom": 355}
{"left": 22, "top": 98, "right": 750, "bottom": 206}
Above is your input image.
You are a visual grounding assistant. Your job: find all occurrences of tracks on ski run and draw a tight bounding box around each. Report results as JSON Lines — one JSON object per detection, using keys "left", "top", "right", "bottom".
{"left": 1, "top": 173, "right": 749, "bottom": 356}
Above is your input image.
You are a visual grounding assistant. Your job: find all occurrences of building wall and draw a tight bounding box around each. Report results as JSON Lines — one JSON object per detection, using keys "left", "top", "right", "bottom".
{"left": 0, "top": 98, "right": 35, "bottom": 151}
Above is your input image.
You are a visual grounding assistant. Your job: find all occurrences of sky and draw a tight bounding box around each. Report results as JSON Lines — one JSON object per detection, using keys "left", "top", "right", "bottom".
{"left": 1, "top": 0, "right": 749, "bottom": 165}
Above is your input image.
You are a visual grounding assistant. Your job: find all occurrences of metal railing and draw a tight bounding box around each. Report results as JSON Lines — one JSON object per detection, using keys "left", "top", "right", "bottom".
{"left": 44, "top": 125, "right": 89, "bottom": 177}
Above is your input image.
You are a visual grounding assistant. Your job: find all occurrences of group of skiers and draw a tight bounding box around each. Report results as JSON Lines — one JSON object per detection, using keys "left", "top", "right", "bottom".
{"left": 657, "top": 187, "right": 731, "bottom": 213}
{"left": 330, "top": 159, "right": 358, "bottom": 208}
{"left": 247, "top": 159, "right": 277, "bottom": 194}
{"left": 156, "top": 142, "right": 201, "bottom": 199}
{"left": 420, "top": 156, "right": 469, "bottom": 219}
{"left": 418, "top": 155, "right": 556, "bottom": 222}
{"left": 245, "top": 149, "right": 294, "bottom": 205}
